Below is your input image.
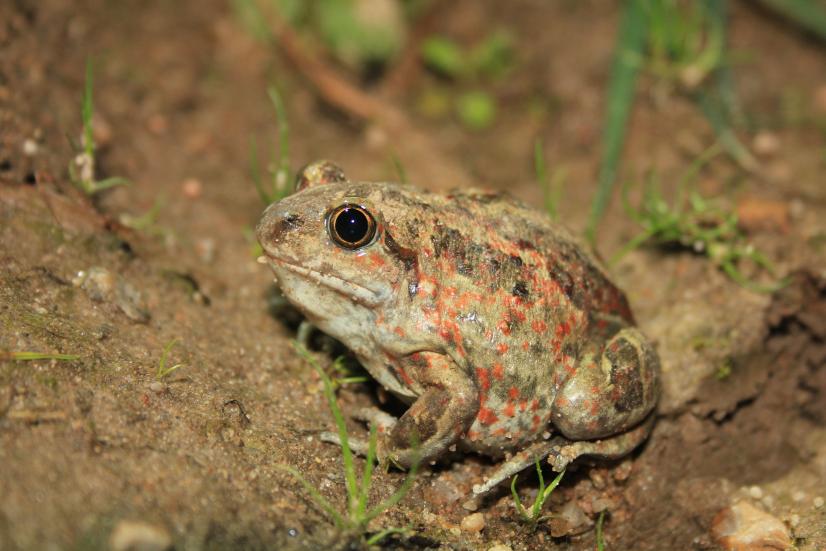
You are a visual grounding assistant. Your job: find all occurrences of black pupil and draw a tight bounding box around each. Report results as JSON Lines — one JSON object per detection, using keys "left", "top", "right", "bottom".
{"left": 335, "top": 208, "right": 369, "bottom": 244}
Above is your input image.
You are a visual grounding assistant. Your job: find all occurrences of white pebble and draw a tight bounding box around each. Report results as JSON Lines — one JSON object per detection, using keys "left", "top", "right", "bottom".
{"left": 461, "top": 512, "right": 485, "bottom": 533}
{"left": 789, "top": 514, "right": 800, "bottom": 527}
{"left": 22, "top": 138, "right": 38, "bottom": 156}
{"left": 814, "top": 496, "right": 824, "bottom": 508}
{"left": 748, "top": 486, "right": 763, "bottom": 499}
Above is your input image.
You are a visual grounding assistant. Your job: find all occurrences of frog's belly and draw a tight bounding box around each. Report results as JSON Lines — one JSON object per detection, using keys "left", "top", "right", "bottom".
{"left": 461, "top": 391, "right": 554, "bottom": 456}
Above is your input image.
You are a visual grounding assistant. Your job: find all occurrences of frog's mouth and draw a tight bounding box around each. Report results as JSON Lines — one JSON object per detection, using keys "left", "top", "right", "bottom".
{"left": 264, "top": 254, "right": 385, "bottom": 307}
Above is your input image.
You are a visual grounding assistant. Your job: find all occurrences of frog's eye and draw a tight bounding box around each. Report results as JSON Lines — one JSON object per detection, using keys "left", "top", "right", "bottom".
{"left": 327, "top": 204, "right": 377, "bottom": 249}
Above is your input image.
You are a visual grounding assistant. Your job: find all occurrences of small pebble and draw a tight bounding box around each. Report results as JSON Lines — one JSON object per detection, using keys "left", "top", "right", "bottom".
{"left": 22, "top": 138, "right": 38, "bottom": 156}
{"left": 109, "top": 519, "right": 171, "bottom": 551}
{"left": 814, "top": 496, "right": 824, "bottom": 508}
{"left": 748, "top": 486, "right": 763, "bottom": 500}
{"left": 752, "top": 131, "right": 780, "bottom": 156}
{"left": 711, "top": 500, "right": 791, "bottom": 551}
{"left": 149, "top": 381, "right": 165, "bottom": 393}
{"left": 487, "top": 544, "right": 512, "bottom": 551}
{"left": 460, "top": 512, "right": 485, "bottom": 533}
{"left": 182, "top": 177, "right": 203, "bottom": 199}
{"left": 789, "top": 514, "right": 800, "bottom": 528}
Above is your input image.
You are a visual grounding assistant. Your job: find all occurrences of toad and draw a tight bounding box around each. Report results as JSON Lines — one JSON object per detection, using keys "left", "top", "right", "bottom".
{"left": 256, "top": 161, "right": 660, "bottom": 494}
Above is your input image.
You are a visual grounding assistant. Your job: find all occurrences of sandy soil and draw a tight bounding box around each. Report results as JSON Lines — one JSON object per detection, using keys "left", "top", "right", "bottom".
{"left": 1, "top": 1, "right": 825, "bottom": 549}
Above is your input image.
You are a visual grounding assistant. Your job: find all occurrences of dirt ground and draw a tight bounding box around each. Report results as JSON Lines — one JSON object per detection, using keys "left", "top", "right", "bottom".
{"left": 1, "top": 1, "right": 825, "bottom": 550}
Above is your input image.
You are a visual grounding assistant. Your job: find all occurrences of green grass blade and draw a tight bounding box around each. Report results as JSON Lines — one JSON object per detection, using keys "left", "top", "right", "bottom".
{"left": 532, "top": 459, "right": 545, "bottom": 520}
{"left": 510, "top": 474, "right": 529, "bottom": 521}
{"left": 91, "top": 177, "right": 131, "bottom": 192}
{"left": 356, "top": 424, "right": 378, "bottom": 519}
{"left": 294, "top": 343, "right": 359, "bottom": 512}
{"left": 587, "top": 0, "right": 647, "bottom": 243}
{"left": 596, "top": 510, "right": 607, "bottom": 551}
{"left": 83, "top": 58, "right": 95, "bottom": 158}
{"left": 365, "top": 526, "right": 409, "bottom": 547}
{"left": 7, "top": 351, "right": 80, "bottom": 361}
{"left": 754, "top": 0, "right": 826, "bottom": 41}
{"left": 267, "top": 85, "right": 291, "bottom": 199}
{"left": 276, "top": 465, "right": 345, "bottom": 527}
{"left": 364, "top": 456, "right": 419, "bottom": 523}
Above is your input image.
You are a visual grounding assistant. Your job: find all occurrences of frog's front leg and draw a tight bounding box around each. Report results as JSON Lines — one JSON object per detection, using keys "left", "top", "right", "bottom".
{"left": 382, "top": 353, "right": 478, "bottom": 467}
{"left": 550, "top": 326, "right": 660, "bottom": 457}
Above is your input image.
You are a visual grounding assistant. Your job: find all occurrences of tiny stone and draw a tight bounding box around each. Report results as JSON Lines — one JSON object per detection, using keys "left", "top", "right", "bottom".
{"left": 488, "top": 544, "right": 512, "bottom": 551}
{"left": 748, "top": 486, "right": 763, "bottom": 499}
{"left": 814, "top": 496, "right": 824, "bottom": 508}
{"left": 149, "top": 381, "right": 165, "bottom": 393}
{"left": 109, "top": 520, "right": 171, "bottom": 551}
{"left": 761, "top": 495, "right": 773, "bottom": 508}
{"left": 460, "top": 512, "right": 485, "bottom": 533}
{"left": 182, "top": 178, "right": 203, "bottom": 199}
{"left": 752, "top": 131, "right": 780, "bottom": 156}
{"left": 22, "top": 138, "right": 38, "bottom": 156}
{"left": 789, "top": 514, "right": 800, "bottom": 527}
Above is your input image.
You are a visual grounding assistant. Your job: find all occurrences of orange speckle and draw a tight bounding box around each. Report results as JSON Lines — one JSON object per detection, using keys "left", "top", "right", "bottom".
{"left": 532, "top": 414, "right": 541, "bottom": 428}
{"left": 503, "top": 403, "right": 516, "bottom": 417}
{"left": 531, "top": 320, "right": 547, "bottom": 334}
{"left": 530, "top": 399, "right": 539, "bottom": 411}
{"left": 497, "top": 319, "right": 511, "bottom": 336}
{"left": 492, "top": 363, "right": 504, "bottom": 380}
{"left": 497, "top": 342, "right": 509, "bottom": 354}
{"left": 478, "top": 407, "right": 498, "bottom": 425}
{"left": 508, "top": 387, "right": 519, "bottom": 400}
{"left": 519, "top": 401, "right": 527, "bottom": 412}
{"left": 555, "top": 321, "right": 571, "bottom": 338}
{"left": 393, "top": 326, "right": 405, "bottom": 337}
{"left": 476, "top": 367, "right": 491, "bottom": 391}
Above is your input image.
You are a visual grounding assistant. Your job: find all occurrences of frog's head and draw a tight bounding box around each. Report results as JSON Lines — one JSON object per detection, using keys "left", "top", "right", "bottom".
{"left": 256, "top": 161, "right": 424, "bottom": 354}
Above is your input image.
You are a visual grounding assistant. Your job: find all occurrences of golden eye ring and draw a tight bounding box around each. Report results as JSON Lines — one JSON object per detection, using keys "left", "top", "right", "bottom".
{"left": 327, "top": 204, "right": 377, "bottom": 249}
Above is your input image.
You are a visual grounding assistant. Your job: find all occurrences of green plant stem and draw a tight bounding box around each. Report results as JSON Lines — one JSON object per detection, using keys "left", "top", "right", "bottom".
{"left": 587, "top": 0, "right": 647, "bottom": 243}
{"left": 5, "top": 351, "right": 80, "bottom": 361}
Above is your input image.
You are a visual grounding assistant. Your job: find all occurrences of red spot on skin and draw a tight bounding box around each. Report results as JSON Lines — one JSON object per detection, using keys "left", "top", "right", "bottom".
{"left": 410, "top": 352, "right": 421, "bottom": 361}
{"left": 468, "top": 430, "right": 480, "bottom": 441}
{"left": 522, "top": 341, "right": 530, "bottom": 351}
{"left": 508, "top": 387, "right": 519, "bottom": 400}
{"left": 478, "top": 407, "right": 498, "bottom": 425}
{"left": 531, "top": 320, "right": 547, "bottom": 334}
{"left": 555, "top": 321, "right": 571, "bottom": 338}
{"left": 493, "top": 427, "right": 508, "bottom": 436}
{"left": 497, "top": 319, "right": 511, "bottom": 336}
{"left": 476, "top": 367, "right": 491, "bottom": 391}
{"left": 530, "top": 399, "right": 540, "bottom": 411}
{"left": 555, "top": 396, "right": 569, "bottom": 408}
{"left": 532, "top": 414, "right": 541, "bottom": 428}
{"left": 396, "top": 366, "right": 414, "bottom": 387}
{"left": 368, "top": 252, "right": 386, "bottom": 268}
{"left": 492, "top": 363, "right": 504, "bottom": 380}
{"left": 503, "top": 403, "right": 516, "bottom": 417}
{"left": 394, "top": 326, "right": 405, "bottom": 337}
{"left": 497, "top": 342, "right": 509, "bottom": 354}
{"left": 519, "top": 401, "right": 527, "bottom": 412}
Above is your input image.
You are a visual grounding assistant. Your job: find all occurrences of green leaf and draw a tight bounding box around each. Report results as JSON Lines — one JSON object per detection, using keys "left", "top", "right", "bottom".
{"left": 456, "top": 90, "right": 496, "bottom": 130}
{"left": 586, "top": 0, "right": 647, "bottom": 243}
{"left": 421, "top": 36, "right": 465, "bottom": 78}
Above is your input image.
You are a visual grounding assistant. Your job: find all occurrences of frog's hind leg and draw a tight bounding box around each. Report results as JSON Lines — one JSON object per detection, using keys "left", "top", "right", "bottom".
{"left": 545, "top": 411, "right": 656, "bottom": 471}
{"left": 470, "top": 413, "right": 655, "bottom": 496}
{"left": 471, "top": 439, "right": 560, "bottom": 495}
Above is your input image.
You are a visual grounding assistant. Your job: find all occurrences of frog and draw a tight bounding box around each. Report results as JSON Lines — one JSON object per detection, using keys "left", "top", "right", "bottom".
{"left": 256, "top": 161, "right": 660, "bottom": 495}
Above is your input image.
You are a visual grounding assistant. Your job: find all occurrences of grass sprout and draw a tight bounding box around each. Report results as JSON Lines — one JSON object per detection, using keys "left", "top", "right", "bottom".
{"left": 68, "top": 59, "right": 130, "bottom": 195}
{"left": 285, "top": 342, "right": 419, "bottom": 546}
{"left": 251, "top": 85, "right": 292, "bottom": 206}
{"left": 2, "top": 351, "right": 80, "bottom": 361}
{"left": 329, "top": 356, "right": 369, "bottom": 390}
{"left": 156, "top": 339, "right": 184, "bottom": 381}
{"left": 510, "top": 459, "right": 565, "bottom": 528}
{"left": 596, "top": 510, "right": 607, "bottom": 550}
{"left": 534, "top": 139, "right": 565, "bottom": 221}
{"left": 611, "top": 146, "right": 785, "bottom": 293}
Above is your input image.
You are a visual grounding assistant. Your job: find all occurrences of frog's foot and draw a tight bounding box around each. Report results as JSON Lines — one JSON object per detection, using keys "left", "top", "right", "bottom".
{"left": 319, "top": 431, "right": 371, "bottom": 456}
{"left": 546, "top": 412, "right": 656, "bottom": 471}
{"left": 318, "top": 406, "right": 399, "bottom": 458}
{"left": 472, "top": 439, "right": 560, "bottom": 495}
{"left": 471, "top": 414, "right": 656, "bottom": 495}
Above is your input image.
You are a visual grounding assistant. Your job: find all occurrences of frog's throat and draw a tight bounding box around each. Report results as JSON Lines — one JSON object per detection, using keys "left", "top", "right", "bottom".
{"left": 269, "top": 258, "right": 385, "bottom": 307}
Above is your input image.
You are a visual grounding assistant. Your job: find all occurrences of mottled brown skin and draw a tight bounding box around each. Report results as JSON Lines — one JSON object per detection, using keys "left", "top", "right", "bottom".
{"left": 257, "top": 161, "right": 660, "bottom": 494}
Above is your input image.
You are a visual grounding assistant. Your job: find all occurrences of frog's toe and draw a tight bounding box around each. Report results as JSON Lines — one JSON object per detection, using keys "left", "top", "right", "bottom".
{"left": 319, "top": 431, "right": 371, "bottom": 457}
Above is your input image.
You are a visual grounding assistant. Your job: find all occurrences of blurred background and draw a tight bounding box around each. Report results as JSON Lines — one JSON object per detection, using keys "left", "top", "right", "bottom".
{"left": 1, "top": 1, "right": 826, "bottom": 549}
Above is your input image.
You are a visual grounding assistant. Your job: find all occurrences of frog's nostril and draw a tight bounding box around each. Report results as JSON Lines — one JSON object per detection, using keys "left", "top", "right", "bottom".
{"left": 259, "top": 210, "right": 303, "bottom": 245}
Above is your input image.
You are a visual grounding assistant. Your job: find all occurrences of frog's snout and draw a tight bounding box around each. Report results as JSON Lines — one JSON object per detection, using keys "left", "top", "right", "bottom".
{"left": 256, "top": 203, "right": 305, "bottom": 250}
